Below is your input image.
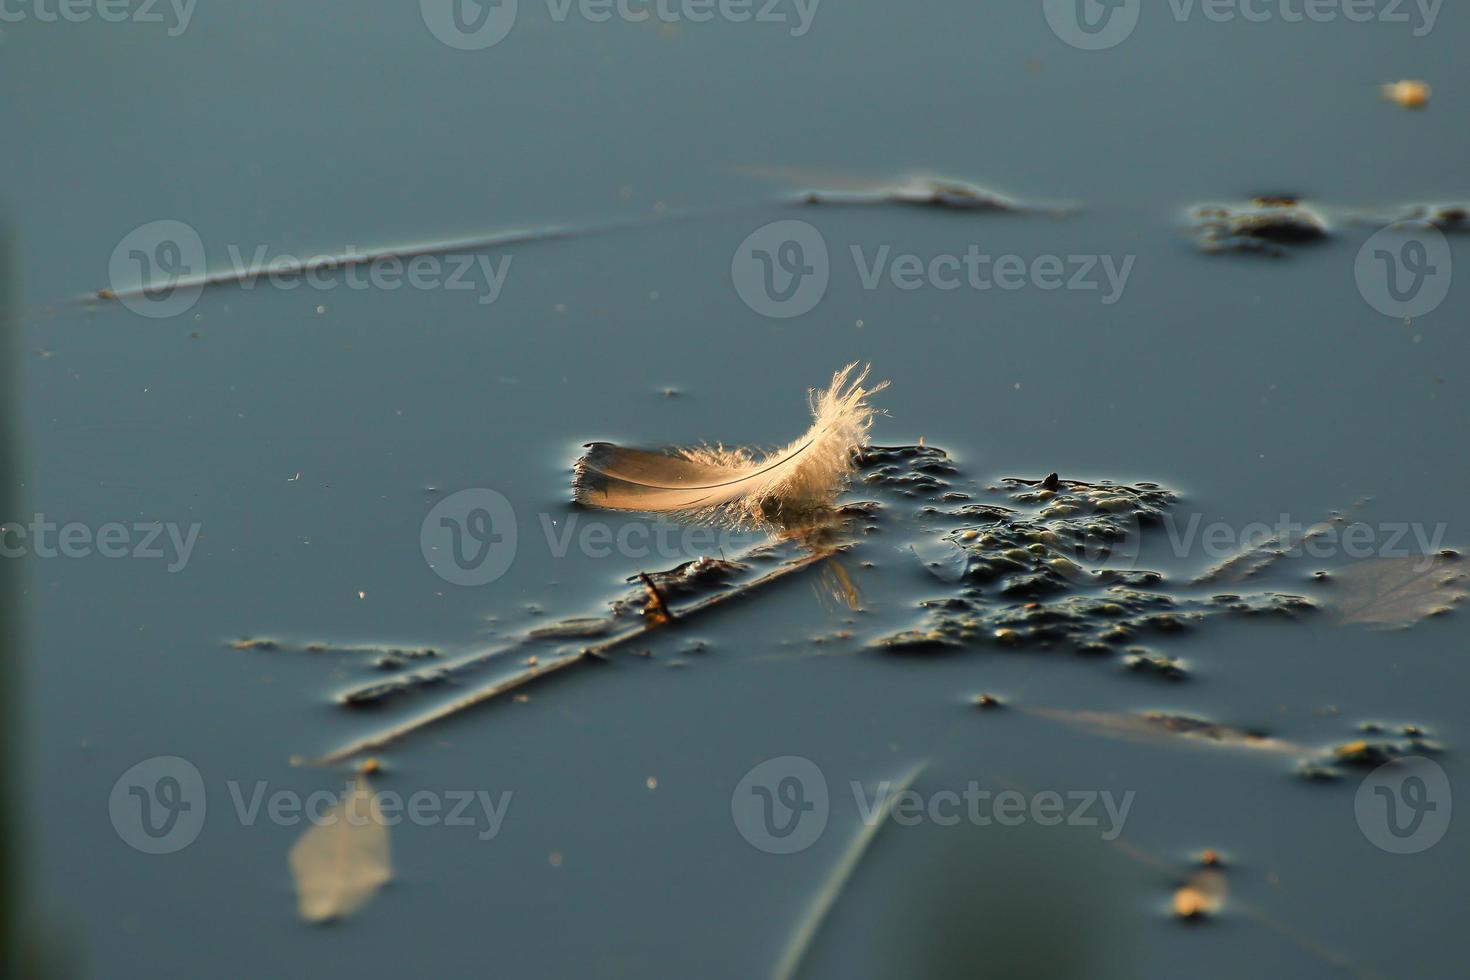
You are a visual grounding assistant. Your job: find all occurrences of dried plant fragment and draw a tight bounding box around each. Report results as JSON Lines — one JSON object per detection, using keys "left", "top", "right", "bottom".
{"left": 1193, "top": 198, "right": 1330, "bottom": 254}
{"left": 1325, "top": 554, "right": 1466, "bottom": 627}
{"left": 1027, "top": 708, "right": 1305, "bottom": 756}
{"left": 288, "top": 775, "right": 391, "bottom": 923}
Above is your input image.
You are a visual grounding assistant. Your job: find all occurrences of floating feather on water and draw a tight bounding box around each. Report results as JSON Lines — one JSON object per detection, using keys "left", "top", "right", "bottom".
{"left": 572, "top": 363, "right": 886, "bottom": 525}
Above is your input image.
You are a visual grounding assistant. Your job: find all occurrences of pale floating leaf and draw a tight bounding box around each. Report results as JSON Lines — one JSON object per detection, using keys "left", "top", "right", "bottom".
{"left": 1327, "top": 555, "right": 1467, "bottom": 627}
{"left": 288, "top": 775, "right": 391, "bottom": 923}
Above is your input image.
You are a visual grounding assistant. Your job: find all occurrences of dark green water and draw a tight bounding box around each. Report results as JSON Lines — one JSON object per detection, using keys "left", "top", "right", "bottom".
{"left": 4, "top": 3, "right": 1467, "bottom": 978}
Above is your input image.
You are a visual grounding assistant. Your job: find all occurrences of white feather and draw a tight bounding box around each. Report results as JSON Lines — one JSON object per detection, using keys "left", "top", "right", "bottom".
{"left": 572, "top": 364, "right": 887, "bottom": 524}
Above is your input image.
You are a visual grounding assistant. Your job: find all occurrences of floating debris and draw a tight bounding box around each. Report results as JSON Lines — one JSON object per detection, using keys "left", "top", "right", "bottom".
{"left": 803, "top": 175, "right": 1021, "bottom": 212}
{"left": 1381, "top": 79, "right": 1431, "bottom": 109}
{"left": 736, "top": 166, "right": 1065, "bottom": 213}
{"left": 1123, "top": 649, "right": 1189, "bottom": 681}
{"left": 1192, "top": 197, "right": 1331, "bottom": 254}
{"left": 246, "top": 431, "right": 1450, "bottom": 762}
{"left": 609, "top": 557, "right": 746, "bottom": 618}
{"left": 234, "top": 638, "right": 439, "bottom": 659}
{"left": 1194, "top": 509, "right": 1356, "bottom": 585}
{"left": 1324, "top": 554, "right": 1467, "bottom": 627}
{"left": 1173, "top": 864, "right": 1228, "bottom": 921}
{"left": 1389, "top": 202, "right": 1469, "bottom": 231}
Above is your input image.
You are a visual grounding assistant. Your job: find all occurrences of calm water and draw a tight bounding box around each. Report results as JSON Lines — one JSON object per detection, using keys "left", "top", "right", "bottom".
{"left": 4, "top": 3, "right": 1468, "bottom": 978}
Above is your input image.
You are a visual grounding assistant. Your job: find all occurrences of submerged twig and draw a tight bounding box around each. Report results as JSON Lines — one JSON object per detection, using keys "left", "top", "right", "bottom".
{"left": 773, "top": 761, "right": 928, "bottom": 980}
{"left": 312, "top": 548, "right": 842, "bottom": 765}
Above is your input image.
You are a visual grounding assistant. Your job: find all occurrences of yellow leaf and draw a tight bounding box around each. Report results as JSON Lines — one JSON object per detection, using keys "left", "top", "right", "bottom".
{"left": 288, "top": 775, "right": 391, "bottom": 923}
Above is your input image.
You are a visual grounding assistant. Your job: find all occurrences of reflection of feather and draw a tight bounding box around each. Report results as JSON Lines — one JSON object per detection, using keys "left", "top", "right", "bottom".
{"left": 573, "top": 364, "right": 886, "bottom": 523}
